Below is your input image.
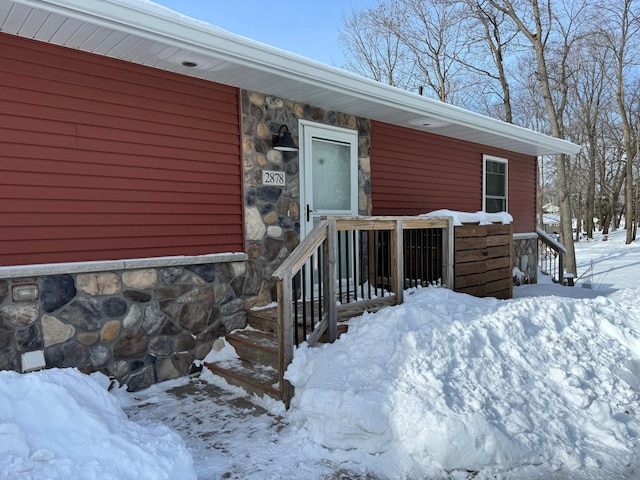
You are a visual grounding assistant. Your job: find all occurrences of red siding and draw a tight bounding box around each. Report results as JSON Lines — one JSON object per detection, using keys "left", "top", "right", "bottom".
{"left": 0, "top": 33, "right": 243, "bottom": 266}
{"left": 507, "top": 153, "right": 537, "bottom": 233}
{"left": 370, "top": 121, "right": 537, "bottom": 233}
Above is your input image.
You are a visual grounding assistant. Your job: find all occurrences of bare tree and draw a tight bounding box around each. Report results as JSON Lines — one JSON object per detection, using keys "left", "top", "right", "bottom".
{"left": 486, "top": 0, "right": 597, "bottom": 275}
{"left": 393, "top": 0, "right": 470, "bottom": 102}
{"left": 338, "top": 0, "right": 640, "bottom": 260}
{"left": 341, "top": 0, "right": 479, "bottom": 102}
{"left": 339, "top": 3, "right": 414, "bottom": 89}
{"left": 567, "top": 37, "right": 611, "bottom": 239}
{"left": 599, "top": 0, "right": 640, "bottom": 243}
{"left": 463, "top": 0, "right": 521, "bottom": 123}
{"left": 598, "top": 120, "right": 627, "bottom": 233}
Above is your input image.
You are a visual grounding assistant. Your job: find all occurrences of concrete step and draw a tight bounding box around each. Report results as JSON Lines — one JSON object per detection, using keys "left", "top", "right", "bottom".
{"left": 225, "top": 329, "right": 279, "bottom": 370}
{"left": 204, "top": 358, "right": 280, "bottom": 400}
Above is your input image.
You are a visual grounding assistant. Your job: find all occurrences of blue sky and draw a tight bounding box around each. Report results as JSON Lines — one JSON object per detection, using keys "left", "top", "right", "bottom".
{"left": 150, "top": 0, "right": 379, "bottom": 67}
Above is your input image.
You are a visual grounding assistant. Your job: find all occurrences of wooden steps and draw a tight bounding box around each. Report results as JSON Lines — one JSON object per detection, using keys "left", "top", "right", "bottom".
{"left": 225, "top": 329, "right": 279, "bottom": 370}
{"left": 204, "top": 305, "right": 353, "bottom": 402}
{"left": 204, "top": 309, "right": 282, "bottom": 400}
{"left": 204, "top": 357, "right": 280, "bottom": 399}
{"left": 246, "top": 307, "right": 278, "bottom": 334}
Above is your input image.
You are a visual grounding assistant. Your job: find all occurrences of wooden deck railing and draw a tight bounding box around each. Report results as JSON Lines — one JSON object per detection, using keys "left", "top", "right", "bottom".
{"left": 273, "top": 215, "right": 453, "bottom": 406}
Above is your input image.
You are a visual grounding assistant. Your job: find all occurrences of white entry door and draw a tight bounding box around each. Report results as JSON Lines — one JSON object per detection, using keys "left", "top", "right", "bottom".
{"left": 300, "top": 121, "right": 358, "bottom": 236}
{"left": 300, "top": 121, "right": 359, "bottom": 294}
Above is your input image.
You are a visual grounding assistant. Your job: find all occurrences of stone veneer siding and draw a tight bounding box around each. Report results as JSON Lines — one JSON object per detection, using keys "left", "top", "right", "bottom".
{"left": 0, "top": 255, "right": 248, "bottom": 391}
{"left": 241, "top": 90, "right": 372, "bottom": 308}
{"left": 513, "top": 235, "right": 538, "bottom": 284}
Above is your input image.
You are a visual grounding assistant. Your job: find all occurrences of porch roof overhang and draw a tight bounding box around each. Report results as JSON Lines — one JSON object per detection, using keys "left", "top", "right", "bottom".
{"left": 1, "top": 0, "right": 581, "bottom": 157}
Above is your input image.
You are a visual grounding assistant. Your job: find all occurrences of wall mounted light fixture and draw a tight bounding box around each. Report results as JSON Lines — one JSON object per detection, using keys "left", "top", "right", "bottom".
{"left": 272, "top": 125, "right": 299, "bottom": 151}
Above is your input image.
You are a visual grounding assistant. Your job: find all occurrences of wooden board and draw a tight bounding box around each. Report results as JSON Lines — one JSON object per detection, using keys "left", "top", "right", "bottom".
{"left": 453, "top": 223, "right": 513, "bottom": 299}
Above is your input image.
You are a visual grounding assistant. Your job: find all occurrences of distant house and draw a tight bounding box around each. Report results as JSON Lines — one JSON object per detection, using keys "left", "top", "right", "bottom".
{"left": 543, "top": 203, "right": 561, "bottom": 214}
{"left": 541, "top": 203, "right": 561, "bottom": 233}
{"left": 0, "top": 0, "right": 580, "bottom": 389}
{"left": 541, "top": 214, "right": 561, "bottom": 234}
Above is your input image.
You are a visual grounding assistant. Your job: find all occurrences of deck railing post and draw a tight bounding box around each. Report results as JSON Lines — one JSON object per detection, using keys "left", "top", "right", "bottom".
{"left": 391, "top": 219, "right": 404, "bottom": 304}
{"left": 324, "top": 219, "right": 337, "bottom": 342}
{"left": 443, "top": 217, "right": 454, "bottom": 289}
{"left": 276, "top": 276, "right": 294, "bottom": 408}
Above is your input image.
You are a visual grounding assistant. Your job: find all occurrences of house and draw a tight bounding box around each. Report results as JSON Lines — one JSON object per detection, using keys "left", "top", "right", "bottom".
{"left": 541, "top": 213, "right": 561, "bottom": 235}
{"left": 0, "top": 0, "right": 580, "bottom": 391}
{"left": 543, "top": 203, "right": 561, "bottom": 214}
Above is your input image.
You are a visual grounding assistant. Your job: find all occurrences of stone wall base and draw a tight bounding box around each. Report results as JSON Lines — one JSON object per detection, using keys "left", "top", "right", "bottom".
{"left": 0, "top": 256, "right": 248, "bottom": 391}
{"left": 513, "top": 236, "right": 538, "bottom": 285}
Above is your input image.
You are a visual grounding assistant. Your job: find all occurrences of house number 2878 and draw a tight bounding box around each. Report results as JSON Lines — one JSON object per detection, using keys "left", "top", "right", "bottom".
{"left": 262, "top": 170, "right": 286, "bottom": 186}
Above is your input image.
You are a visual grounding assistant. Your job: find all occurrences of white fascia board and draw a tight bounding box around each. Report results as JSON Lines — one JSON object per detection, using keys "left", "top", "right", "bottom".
{"left": 365, "top": 89, "right": 581, "bottom": 155}
{"left": 13, "top": 0, "right": 581, "bottom": 156}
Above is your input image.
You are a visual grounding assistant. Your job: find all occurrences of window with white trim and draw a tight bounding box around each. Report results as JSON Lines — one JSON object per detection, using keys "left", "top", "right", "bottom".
{"left": 483, "top": 155, "right": 508, "bottom": 213}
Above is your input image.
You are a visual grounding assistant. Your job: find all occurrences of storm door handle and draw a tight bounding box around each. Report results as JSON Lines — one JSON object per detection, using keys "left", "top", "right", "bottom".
{"left": 306, "top": 204, "right": 317, "bottom": 222}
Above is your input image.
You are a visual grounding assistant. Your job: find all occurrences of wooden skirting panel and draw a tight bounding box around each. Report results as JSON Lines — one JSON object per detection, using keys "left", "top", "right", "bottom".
{"left": 454, "top": 223, "right": 513, "bottom": 299}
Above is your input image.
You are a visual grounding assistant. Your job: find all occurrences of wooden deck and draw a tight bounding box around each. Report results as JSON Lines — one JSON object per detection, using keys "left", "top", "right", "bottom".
{"left": 205, "top": 217, "right": 515, "bottom": 406}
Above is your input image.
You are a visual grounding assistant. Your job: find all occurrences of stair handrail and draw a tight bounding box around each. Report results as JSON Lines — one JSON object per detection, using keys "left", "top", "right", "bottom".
{"left": 536, "top": 227, "right": 566, "bottom": 284}
{"left": 273, "top": 219, "right": 335, "bottom": 404}
{"left": 273, "top": 219, "right": 330, "bottom": 282}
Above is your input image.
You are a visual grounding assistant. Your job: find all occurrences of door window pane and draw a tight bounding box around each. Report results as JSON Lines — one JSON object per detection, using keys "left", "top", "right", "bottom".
{"left": 312, "top": 139, "right": 351, "bottom": 210}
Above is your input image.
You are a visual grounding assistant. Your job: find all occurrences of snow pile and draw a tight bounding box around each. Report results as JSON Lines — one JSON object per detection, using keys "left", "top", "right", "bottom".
{"left": 2, "top": 230, "right": 640, "bottom": 480}
{"left": 422, "top": 209, "right": 513, "bottom": 225}
{"left": 0, "top": 368, "right": 196, "bottom": 480}
{"left": 286, "top": 287, "right": 640, "bottom": 479}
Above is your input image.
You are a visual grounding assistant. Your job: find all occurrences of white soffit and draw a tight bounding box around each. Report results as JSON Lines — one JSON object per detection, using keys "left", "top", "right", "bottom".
{"left": 1, "top": 0, "right": 581, "bottom": 157}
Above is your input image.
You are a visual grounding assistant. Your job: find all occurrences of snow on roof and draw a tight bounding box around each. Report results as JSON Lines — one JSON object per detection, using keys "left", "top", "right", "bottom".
{"left": 543, "top": 203, "right": 560, "bottom": 213}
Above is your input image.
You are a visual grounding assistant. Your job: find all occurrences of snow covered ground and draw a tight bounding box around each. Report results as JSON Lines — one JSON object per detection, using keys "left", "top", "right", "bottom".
{"left": 2, "top": 229, "right": 639, "bottom": 480}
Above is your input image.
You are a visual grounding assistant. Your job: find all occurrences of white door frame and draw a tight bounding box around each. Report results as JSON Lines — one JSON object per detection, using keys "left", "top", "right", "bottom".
{"left": 299, "top": 120, "right": 359, "bottom": 239}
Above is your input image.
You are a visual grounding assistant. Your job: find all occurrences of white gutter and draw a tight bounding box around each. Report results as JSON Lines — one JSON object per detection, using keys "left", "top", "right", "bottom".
{"left": 11, "top": 0, "right": 581, "bottom": 156}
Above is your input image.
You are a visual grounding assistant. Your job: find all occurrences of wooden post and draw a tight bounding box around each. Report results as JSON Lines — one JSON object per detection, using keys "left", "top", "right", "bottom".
{"left": 443, "top": 217, "right": 455, "bottom": 290}
{"left": 324, "top": 219, "right": 337, "bottom": 342}
{"left": 276, "top": 276, "right": 294, "bottom": 408}
{"left": 508, "top": 223, "right": 514, "bottom": 297}
{"left": 391, "top": 219, "right": 404, "bottom": 304}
